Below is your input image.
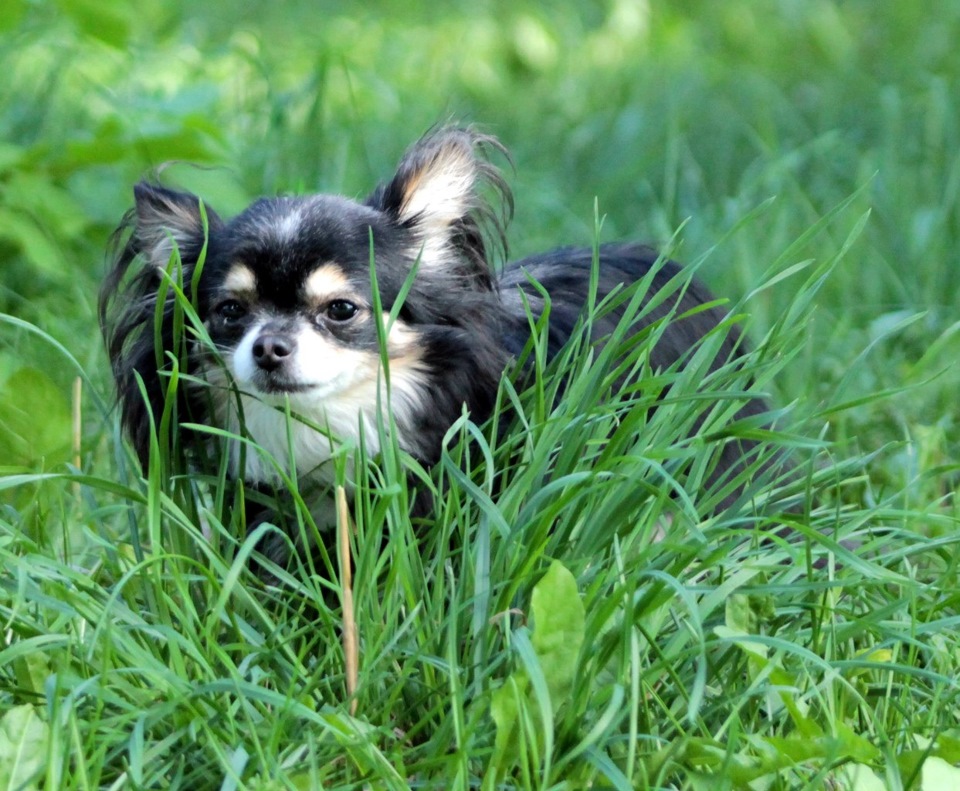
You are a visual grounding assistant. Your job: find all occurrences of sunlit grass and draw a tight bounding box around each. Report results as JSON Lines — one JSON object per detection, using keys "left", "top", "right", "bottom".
{"left": 3, "top": 205, "right": 959, "bottom": 788}
{"left": 1, "top": 1, "right": 960, "bottom": 788}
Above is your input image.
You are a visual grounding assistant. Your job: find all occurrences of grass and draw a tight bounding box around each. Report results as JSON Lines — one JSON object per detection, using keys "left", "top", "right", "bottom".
{"left": 2, "top": 1, "right": 960, "bottom": 788}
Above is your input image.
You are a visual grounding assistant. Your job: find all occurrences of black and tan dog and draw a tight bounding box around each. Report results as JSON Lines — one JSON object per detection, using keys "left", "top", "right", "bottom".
{"left": 100, "top": 127, "right": 774, "bottom": 535}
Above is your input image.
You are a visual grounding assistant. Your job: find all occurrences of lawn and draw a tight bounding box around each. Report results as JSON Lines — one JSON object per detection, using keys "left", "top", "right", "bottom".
{"left": 1, "top": 1, "right": 959, "bottom": 788}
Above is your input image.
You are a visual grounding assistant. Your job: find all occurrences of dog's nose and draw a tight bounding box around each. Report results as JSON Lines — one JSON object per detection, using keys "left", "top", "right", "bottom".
{"left": 252, "top": 333, "right": 295, "bottom": 372}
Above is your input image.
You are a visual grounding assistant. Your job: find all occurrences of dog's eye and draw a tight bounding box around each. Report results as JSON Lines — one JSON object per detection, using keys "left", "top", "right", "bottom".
{"left": 325, "top": 300, "right": 359, "bottom": 322}
{"left": 216, "top": 300, "right": 247, "bottom": 322}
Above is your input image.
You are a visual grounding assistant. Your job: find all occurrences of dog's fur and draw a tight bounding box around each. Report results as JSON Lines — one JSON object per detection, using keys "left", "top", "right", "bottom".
{"left": 100, "top": 127, "right": 773, "bottom": 526}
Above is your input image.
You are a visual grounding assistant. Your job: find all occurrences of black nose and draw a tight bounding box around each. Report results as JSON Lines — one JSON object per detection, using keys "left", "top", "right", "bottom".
{"left": 252, "top": 333, "right": 295, "bottom": 372}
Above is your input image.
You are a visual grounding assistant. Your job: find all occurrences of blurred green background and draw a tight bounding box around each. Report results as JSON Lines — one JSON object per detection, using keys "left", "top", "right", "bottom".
{"left": 2, "top": 0, "right": 959, "bottom": 484}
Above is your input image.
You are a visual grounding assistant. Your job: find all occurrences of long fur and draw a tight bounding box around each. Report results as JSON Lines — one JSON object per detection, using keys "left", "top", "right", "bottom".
{"left": 100, "top": 126, "right": 774, "bottom": 514}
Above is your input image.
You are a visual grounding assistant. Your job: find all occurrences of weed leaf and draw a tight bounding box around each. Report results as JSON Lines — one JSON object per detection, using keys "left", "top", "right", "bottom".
{"left": 530, "top": 560, "right": 586, "bottom": 704}
{"left": 0, "top": 705, "right": 48, "bottom": 791}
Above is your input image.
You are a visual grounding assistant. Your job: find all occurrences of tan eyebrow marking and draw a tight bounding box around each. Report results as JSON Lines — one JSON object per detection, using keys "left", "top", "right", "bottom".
{"left": 223, "top": 264, "right": 256, "bottom": 294}
{"left": 304, "top": 264, "right": 353, "bottom": 302}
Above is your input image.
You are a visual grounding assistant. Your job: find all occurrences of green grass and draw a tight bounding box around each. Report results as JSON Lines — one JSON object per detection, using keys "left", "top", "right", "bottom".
{"left": 2, "top": 1, "right": 960, "bottom": 788}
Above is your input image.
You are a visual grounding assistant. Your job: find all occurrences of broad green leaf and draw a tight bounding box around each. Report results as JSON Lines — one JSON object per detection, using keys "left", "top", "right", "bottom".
{"left": 835, "top": 722, "right": 880, "bottom": 764}
{"left": 0, "top": 705, "right": 49, "bottom": 791}
{"left": 760, "top": 736, "right": 825, "bottom": 764}
{"left": 530, "top": 560, "right": 585, "bottom": 705}
{"left": 913, "top": 733, "right": 960, "bottom": 764}
{"left": 922, "top": 756, "right": 960, "bottom": 789}
{"left": 13, "top": 652, "right": 50, "bottom": 696}
{"left": 837, "top": 763, "right": 885, "bottom": 791}
{"left": 931, "top": 735, "right": 960, "bottom": 764}
{"left": 490, "top": 675, "right": 526, "bottom": 770}
{"left": 488, "top": 562, "right": 585, "bottom": 779}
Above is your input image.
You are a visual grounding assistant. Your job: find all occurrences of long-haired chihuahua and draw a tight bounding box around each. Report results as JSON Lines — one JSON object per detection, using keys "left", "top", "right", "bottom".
{"left": 100, "top": 126, "right": 779, "bottom": 559}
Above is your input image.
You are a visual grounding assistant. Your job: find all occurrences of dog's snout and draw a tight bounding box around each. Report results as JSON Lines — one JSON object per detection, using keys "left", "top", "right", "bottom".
{"left": 253, "top": 333, "right": 296, "bottom": 372}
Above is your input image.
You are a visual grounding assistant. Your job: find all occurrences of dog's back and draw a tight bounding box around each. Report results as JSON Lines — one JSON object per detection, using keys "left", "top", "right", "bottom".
{"left": 497, "top": 243, "right": 778, "bottom": 508}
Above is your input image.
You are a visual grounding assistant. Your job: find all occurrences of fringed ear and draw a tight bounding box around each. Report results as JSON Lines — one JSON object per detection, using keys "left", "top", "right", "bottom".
{"left": 367, "top": 127, "right": 512, "bottom": 278}
{"left": 99, "top": 182, "right": 223, "bottom": 470}
{"left": 131, "top": 182, "right": 219, "bottom": 269}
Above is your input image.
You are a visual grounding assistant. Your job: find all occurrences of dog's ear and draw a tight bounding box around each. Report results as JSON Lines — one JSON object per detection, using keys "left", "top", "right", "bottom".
{"left": 100, "top": 182, "right": 223, "bottom": 471}
{"left": 367, "top": 127, "right": 512, "bottom": 277}
{"left": 131, "top": 182, "right": 221, "bottom": 269}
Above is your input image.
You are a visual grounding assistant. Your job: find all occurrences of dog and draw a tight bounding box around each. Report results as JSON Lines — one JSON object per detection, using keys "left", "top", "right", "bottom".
{"left": 100, "top": 126, "right": 777, "bottom": 558}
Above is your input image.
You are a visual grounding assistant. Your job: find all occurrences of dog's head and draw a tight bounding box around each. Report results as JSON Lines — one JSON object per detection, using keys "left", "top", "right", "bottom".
{"left": 101, "top": 127, "right": 512, "bottom": 478}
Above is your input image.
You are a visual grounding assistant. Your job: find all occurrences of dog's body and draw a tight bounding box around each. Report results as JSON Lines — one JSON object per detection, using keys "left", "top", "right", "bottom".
{"left": 101, "top": 127, "right": 771, "bottom": 520}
